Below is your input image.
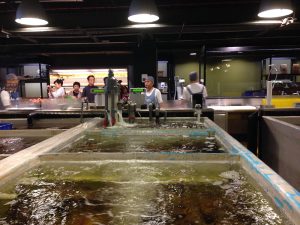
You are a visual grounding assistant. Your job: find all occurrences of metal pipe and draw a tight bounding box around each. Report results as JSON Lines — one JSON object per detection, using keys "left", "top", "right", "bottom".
{"left": 27, "top": 111, "right": 103, "bottom": 128}
{"left": 149, "top": 103, "right": 153, "bottom": 122}
{"left": 155, "top": 107, "right": 160, "bottom": 125}
{"left": 128, "top": 102, "right": 136, "bottom": 124}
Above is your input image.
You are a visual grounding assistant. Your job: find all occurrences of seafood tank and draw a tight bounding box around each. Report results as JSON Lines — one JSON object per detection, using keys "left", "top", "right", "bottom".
{"left": 0, "top": 117, "right": 299, "bottom": 225}
{"left": 0, "top": 129, "right": 63, "bottom": 158}
{"left": 0, "top": 136, "right": 46, "bottom": 154}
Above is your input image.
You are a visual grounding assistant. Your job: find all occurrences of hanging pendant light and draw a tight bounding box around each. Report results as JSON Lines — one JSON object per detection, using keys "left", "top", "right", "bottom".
{"left": 128, "top": 0, "right": 159, "bottom": 23}
{"left": 258, "top": 0, "right": 293, "bottom": 18}
{"left": 15, "top": 0, "right": 48, "bottom": 26}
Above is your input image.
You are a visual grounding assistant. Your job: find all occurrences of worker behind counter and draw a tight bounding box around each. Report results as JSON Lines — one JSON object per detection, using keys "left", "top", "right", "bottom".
{"left": 0, "top": 86, "right": 10, "bottom": 110}
{"left": 0, "top": 73, "right": 20, "bottom": 109}
{"left": 82, "top": 75, "right": 98, "bottom": 103}
{"left": 68, "top": 81, "right": 82, "bottom": 99}
{"left": 48, "top": 79, "right": 65, "bottom": 98}
{"left": 183, "top": 71, "right": 208, "bottom": 108}
{"left": 143, "top": 76, "right": 163, "bottom": 109}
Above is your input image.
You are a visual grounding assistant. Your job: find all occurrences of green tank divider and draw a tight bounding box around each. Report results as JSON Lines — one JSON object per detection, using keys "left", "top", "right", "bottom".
{"left": 130, "top": 88, "right": 145, "bottom": 93}
{"left": 90, "top": 88, "right": 105, "bottom": 94}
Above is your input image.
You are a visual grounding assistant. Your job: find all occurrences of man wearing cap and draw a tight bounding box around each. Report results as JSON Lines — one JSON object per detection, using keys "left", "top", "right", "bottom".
{"left": 144, "top": 76, "right": 163, "bottom": 108}
{"left": 183, "top": 71, "right": 208, "bottom": 107}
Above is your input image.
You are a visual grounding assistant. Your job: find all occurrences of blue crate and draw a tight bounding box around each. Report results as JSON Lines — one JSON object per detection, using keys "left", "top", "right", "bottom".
{"left": 0, "top": 123, "right": 13, "bottom": 130}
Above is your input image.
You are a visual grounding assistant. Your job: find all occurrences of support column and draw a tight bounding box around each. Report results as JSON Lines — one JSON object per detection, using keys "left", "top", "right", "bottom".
{"left": 130, "top": 37, "right": 157, "bottom": 87}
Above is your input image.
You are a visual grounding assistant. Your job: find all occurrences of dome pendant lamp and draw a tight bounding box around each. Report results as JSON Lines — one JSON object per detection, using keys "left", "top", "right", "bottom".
{"left": 258, "top": 0, "right": 293, "bottom": 18}
{"left": 128, "top": 0, "right": 159, "bottom": 23}
{"left": 15, "top": 0, "right": 48, "bottom": 26}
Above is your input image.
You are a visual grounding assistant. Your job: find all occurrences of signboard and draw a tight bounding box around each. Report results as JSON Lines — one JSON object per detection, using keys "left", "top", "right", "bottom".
{"left": 130, "top": 88, "right": 145, "bottom": 93}
{"left": 90, "top": 88, "right": 105, "bottom": 94}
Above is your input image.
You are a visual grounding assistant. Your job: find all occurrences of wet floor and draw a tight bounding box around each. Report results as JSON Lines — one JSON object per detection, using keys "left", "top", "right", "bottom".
{"left": 0, "top": 161, "right": 291, "bottom": 225}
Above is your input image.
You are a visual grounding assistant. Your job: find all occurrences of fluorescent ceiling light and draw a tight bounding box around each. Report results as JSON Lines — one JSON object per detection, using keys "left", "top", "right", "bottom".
{"left": 190, "top": 52, "right": 197, "bottom": 56}
{"left": 130, "top": 23, "right": 160, "bottom": 28}
{"left": 224, "top": 47, "right": 243, "bottom": 52}
{"left": 52, "top": 69, "right": 126, "bottom": 75}
{"left": 258, "top": 0, "right": 293, "bottom": 18}
{"left": 252, "top": 20, "right": 282, "bottom": 24}
{"left": 15, "top": 0, "right": 48, "bottom": 26}
{"left": 21, "top": 26, "right": 53, "bottom": 31}
{"left": 128, "top": 0, "right": 159, "bottom": 23}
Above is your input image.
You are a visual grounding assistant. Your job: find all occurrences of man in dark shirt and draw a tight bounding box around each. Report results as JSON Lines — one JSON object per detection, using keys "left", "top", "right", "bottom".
{"left": 82, "top": 75, "right": 98, "bottom": 103}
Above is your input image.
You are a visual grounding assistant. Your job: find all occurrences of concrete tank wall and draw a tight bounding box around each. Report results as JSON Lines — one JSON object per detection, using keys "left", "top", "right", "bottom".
{"left": 260, "top": 116, "right": 300, "bottom": 191}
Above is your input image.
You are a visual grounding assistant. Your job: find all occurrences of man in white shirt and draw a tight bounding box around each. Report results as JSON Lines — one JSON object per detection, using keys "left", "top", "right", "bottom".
{"left": 144, "top": 76, "right": 163, "bottom": 108}
{"left": 0, "top": 74, "right": 19, "bottom": 109}
{"left": 48, "top": 79, "right": 65, "bottom": 98}
{"left": 0, "top": 89, "right": 10, "bottom": 109}
{"left": 183, "top": 72, "right": 208, "bottom": 108}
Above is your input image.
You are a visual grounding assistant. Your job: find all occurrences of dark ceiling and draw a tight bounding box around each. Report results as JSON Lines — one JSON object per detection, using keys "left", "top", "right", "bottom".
{"left": 1, "top": 0, "right": 300, "bottom": 62}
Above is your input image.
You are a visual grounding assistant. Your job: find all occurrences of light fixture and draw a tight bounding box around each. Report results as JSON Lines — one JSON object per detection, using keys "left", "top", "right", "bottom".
{"left": 258, "top": 0, "right": 293, "bottom": 18}
{"left": 15, "top": 0, "right": 48, "bottom": 26}
{"left": 190, "top": 52, "right": 197, "bottom": 56}
{"left": 280, "top": 16, "right": 296, "bottom": 27}
{"left": 128, "top": 0, "right": 159, "bottom": 23}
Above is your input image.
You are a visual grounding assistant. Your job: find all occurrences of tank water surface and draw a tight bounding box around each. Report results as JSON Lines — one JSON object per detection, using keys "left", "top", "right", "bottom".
{"left": 0, "top": 137, "right": 47, "bottom": 154}
{"left": 61, "top": 127, "right": 223, "bottom": 153}
{"left": 0, "top": 118, "right": 297, "bottom": 224}
{"left": 0, "top": 161, "right": 291, "bottom": 225}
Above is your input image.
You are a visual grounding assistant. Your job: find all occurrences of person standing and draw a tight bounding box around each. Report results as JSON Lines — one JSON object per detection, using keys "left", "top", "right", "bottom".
{"left": 0, "top": 74, "right": 20, "bottom": 109}
{"left": 118, "top": 80, "right": 129, "bottom": 102}
{"left": 183, "top": 71, "right": 208, "bottom": 108}
{"left": 68, "top": 81, "right": 82, "bottom": 99}
{"left": 48, "top": 79, "right": 65, "bottom": 98}
{"left": 82, "top": 75, "right": 98, "bottom": 103}
{"left": 0, "top": 87, "right": 10, "bottom": 109}
{"left": 144, "top": 76, "right": 163, "bottom": 108}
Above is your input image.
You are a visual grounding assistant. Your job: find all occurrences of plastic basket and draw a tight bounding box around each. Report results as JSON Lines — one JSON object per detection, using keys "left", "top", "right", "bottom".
{"left": 0, "top": 123, "right": 13, "bottom": 130}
